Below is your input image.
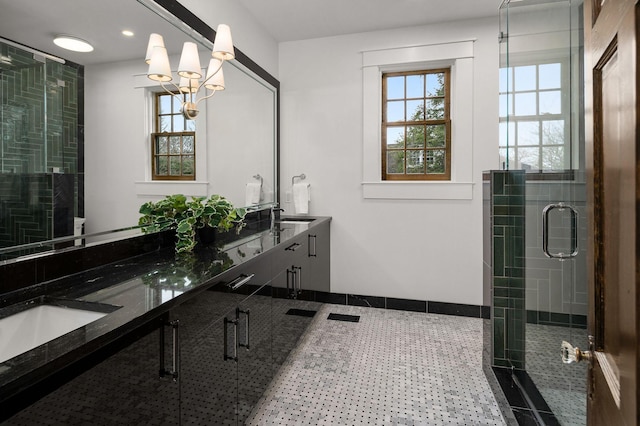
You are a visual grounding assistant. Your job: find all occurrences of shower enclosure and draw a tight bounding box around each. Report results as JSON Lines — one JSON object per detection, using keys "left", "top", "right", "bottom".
{"left": 485, "top": 0, "right": 588, "bottom": 424}
{"left": 0, "top": 39, "right": 83, "bottom": 252}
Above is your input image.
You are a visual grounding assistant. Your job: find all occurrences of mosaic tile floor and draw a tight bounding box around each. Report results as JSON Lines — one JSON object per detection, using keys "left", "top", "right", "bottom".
{"left": 247, "top": 304, "right": 507, "bottom": 425}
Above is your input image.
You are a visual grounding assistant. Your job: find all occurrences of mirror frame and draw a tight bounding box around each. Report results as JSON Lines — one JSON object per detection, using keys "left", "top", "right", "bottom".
{"left": 0, "top": 0, "right": 280, "bottom": 263}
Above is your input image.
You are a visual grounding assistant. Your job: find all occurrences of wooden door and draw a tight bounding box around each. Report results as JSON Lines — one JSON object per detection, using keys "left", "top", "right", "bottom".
{"left": 584, "top": 0, "right": 639, "bottom": 424}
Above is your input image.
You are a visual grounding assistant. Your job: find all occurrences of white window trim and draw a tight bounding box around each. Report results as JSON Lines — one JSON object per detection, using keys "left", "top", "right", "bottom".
{"left": 362, "top": 40, "right": 475, "bottom": 200}
{"left": 133, "top": 72, "right": 209, "bottom": 197}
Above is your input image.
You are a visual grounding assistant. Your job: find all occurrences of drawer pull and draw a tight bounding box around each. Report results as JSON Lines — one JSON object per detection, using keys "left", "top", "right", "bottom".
{"left": 228, "top": 273, "right": 255, "bottom": 290}
{"left": 285, "top": 242, "right": 301, "bottom": 251}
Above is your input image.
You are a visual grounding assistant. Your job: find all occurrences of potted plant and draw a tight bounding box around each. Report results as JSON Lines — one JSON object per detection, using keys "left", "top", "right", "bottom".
{"left": 138, "top": 194, "right": 247, "bottom": 254}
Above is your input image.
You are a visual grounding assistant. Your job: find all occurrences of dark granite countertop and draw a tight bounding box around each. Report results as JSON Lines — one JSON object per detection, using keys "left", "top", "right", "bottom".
{"left": 0, "top": 216, "right": 330, "bottom": 412}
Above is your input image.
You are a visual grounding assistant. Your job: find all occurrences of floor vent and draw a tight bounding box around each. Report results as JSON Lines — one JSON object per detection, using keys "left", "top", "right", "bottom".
{"left": 286, "top": 308, "right": 317, "bottom": 317}
{"left": 327, "top": 313, "right": 360, "bottom": 322}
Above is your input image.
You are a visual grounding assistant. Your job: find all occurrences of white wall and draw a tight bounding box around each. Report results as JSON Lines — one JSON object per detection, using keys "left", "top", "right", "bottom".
{"left": 179, "top": 0, "right": 279, "bottom": 78}
{"left": 279, "top": 17, "right": 499, "bottom": 305}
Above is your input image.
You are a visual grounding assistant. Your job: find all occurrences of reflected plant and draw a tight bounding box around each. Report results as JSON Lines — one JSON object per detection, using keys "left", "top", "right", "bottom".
{"left": 138, "top": 194, "right": 247, "bottom": 254}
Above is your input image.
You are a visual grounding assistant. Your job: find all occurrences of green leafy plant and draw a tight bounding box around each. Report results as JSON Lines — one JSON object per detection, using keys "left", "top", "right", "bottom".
{"left": 138, "top": 194, "right": 247, "bottom": 254}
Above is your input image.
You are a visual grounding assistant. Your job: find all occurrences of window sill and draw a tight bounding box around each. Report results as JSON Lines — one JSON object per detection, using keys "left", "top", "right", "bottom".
{"left": 362, "top": 181, "right": 474, "bottom": 200}
{"left": 135, "top": 181, "right": 209, "bottom": 197}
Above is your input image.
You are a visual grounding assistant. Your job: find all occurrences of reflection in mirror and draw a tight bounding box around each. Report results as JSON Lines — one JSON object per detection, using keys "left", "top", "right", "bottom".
{"left": 0, "top": 0, "right": 278, "bottom": 256}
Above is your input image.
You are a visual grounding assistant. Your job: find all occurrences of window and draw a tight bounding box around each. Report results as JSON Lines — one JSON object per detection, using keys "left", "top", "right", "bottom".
{"left": 499, "top": 61, "right": 569, "bottom": 170}
{"left": 151, "top": 92, "right": 196, "bottom": 180}
{"left": 382, "top": 68, "right": 451, "bottom": 181}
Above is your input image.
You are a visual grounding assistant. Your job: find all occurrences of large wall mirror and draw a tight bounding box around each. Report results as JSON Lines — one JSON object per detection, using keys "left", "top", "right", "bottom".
{"left": 0, "top": 0, "right": 279, "bottom": 259}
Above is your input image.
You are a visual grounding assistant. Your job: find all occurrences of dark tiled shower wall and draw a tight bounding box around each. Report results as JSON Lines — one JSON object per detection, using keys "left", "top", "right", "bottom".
{"left": 1, "top": 41, "right": 84, "bottom": 246}
{"left": 490, "top": 170, "right": 526, "bottom": 369}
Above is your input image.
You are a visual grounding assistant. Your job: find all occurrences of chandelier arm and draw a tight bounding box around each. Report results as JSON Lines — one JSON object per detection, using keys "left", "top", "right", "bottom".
{"left": 195, "top": 89, "right": 218, "bottom": 107}
{"left": 160, "top": 80, "right": 184, "bottom": 101}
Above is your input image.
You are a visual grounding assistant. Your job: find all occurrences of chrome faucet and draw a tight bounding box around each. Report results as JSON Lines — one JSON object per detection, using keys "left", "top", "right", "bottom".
{"left": 270, "top": 206, "right": 284, "bottom": 231}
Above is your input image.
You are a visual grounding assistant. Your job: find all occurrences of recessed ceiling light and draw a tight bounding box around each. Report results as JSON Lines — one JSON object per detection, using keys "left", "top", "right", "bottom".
{"left": 53, "top": 35, "right": 94, "bottom": 53}
{"left": 122, "top": 30, "right": 134, "bottom": 37}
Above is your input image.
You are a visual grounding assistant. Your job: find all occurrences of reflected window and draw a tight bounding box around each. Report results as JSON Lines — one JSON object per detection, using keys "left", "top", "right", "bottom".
{"left": 382, "top": 69, "right": 451, "bottom": 180}
{"left": 499, "top": 62, "right": 568, "bottom": 170}
{"left": 151, "top": 92, "right": 196, "bottom": 180}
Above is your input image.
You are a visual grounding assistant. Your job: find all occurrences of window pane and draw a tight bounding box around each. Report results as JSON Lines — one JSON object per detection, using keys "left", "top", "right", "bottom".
{"left": 542, "top": 120, "right": 564, "bottom": 145}
{"left": 387, "top": 151, "right": 405, "bottom": 174}
{"left": 539, "top": 63, "right": 561, "bottom": 89}
{"left": 426, "top": 150, "right": 446, "bottom": 174}
{"left": 499, "top": 94, "right": 512, "bottom": 118}
{"left": 499, "top": 67, "right": 512, "bottom": 93}
{"left": 387, "top": 76, "right": 404, "bottom": 99}
{"left": 426, "top": 124, "right": 446, "bottom": 147}
{"left": 514, "top": 66, "right": 536, "bottom": 91}
{"left": 173, "top": 116, "right": 185, "bottom": 132}
{"left": 499, "top": 147, "right": 515, "bottom": 168}
{"left": 172, "top": 96, "right": 182, "bottom": 113}
{"left": 182, "top": 156, "right": 195, "bottom": 175}
{"left": 499, "top": 121, "right": 515, "bottom": 147}
{"left": 406, "top": 75, "right": 424, "bottom": 98}
{"left": 186, "top": 120, "right": 196, "bottom": 132}
{"left": 407, "top": 100, "right": 424, "bottom": 121}
{"left": 427, "top": 73, "right": 445, "bottom": 97}
{"left": 156, "top": 157, "right": 168, "bottom": 175}
{"left": 517, "top": 121, "right": 539, "bottom": 146}
{"left": 539, "top": 90, "right": 561, "bottom": 114}
{"left": 407, "top": 150, "right": 425, "bottom": 174}
{"left": 425, "top": 98, "right": 445, "bottom": 119}
{"left": 156, "top": 136, "right": 168, "bottom": 154}
{"left": 387, "top": 101, "right": 404, "bottom": 122}
{"left": 518, "top": 147, "right": 540, "bottom": 170}
{"left": 169, "top": 136, "right": 181, "bottom": 154}
{"left": 183, "top": 136, "right": 195, "bottom": 153}
{"left": 514, "top": 92, "right": 536, "bottom": 116}
{"left": 387, "top": 127, "right": 405, "bottom": 148}
{"left": 406, "top": 125, "right": 425, "bottom": 148}
{"left": 159, "top": 95, "right": 172, "bottom": 115}
{"left": 542, "top": 146, "right": 565, "bottom": 169}
{"left": 160, "top": 116, "right": 171, "bottom": 132}
{"left": 169, "top": 157, "right": 181, "bottom": 175}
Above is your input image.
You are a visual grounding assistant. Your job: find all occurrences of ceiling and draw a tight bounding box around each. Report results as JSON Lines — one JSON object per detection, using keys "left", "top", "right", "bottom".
{"left": 0, "top": 0, "right": 502, "bottom": 67}
{"left": 236, "top": 0, "right": 503, "bottom": 42}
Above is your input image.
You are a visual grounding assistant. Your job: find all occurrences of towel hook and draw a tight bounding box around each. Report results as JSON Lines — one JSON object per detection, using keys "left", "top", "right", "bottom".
{"left": 253, "top": 174, "right": 263, "bottom": 185}
{"left": 292, "top": 173, "right": 306, "bottom": 187}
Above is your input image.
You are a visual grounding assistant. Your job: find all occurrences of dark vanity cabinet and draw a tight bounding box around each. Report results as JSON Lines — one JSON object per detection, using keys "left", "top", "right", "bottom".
{"left": 2, "top": 319, "right": 181, "bottom": 425}
{"left": 176, "top": 254, "right": 273, "bottom": 425}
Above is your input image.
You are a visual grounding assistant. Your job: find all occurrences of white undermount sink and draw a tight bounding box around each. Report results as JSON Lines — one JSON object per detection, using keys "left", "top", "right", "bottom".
{"left": 0, "top": 304, "right": 108, "bottom": 364}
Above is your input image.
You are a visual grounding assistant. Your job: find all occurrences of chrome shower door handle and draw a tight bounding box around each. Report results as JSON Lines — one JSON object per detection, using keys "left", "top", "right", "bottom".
{"left": 542, "top": 203, "right": 579, "bottom": 259}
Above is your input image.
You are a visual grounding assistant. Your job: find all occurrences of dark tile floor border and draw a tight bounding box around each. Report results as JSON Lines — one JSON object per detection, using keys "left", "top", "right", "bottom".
{"left": 307, "top": 291, "right": 489, "bottom": 319}
{"left": 492, "top": 366, "right": 561, "bottom": 426}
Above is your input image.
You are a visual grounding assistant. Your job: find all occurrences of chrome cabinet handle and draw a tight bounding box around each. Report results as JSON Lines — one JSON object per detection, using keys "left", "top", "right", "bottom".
{"left": 159, "top": 319, "right": 180, "bottom": 382}
{"left": 228, "top": 273, "right": 254, "bottom": 290}
{"left": 295, "top": 266, "right": 302, "bottom": 294}
{"left": 542, "top": 203, "right": 579, "bottom": 259}
{"left": 224, "top": 316, "right": 238, "bottom": 361}
{"left": 308, "top": 234, "right": 317, "bottom": 257}
{"left": 238, "top": 308, "right": 250, "bottom": 350}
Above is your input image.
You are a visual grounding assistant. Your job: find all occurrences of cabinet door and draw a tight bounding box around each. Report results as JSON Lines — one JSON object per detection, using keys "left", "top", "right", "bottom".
{"left": 177, "top": 290, "right": 242, "bottom": 425}
{"left": 272, "top": 234, "right": 309, "bottom": 299}
{"left": 236, "top": 285, "right": 273, "bottom": 424}
{"left": 3, "top": 321, "right": 180, "bottom": 425}
{"left": 306, "top": 220, "right": 330, "bottom": 293}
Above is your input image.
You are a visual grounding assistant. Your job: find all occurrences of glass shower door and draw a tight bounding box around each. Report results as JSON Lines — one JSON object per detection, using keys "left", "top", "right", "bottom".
{"left": 499, "top": 0, "right": 587, "bottom": 424}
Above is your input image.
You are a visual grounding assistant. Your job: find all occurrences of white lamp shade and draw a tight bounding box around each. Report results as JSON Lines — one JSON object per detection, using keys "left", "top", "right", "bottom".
{"left": 178, "top": 42, "right": 202, "bottom": 79}
{"left": 179, "top": 77, "right": 200, "bottom": 93}
{"left": 204, "top": 58, "right": 225, "bottom": 90}
{"left": 147, "top": 46, "right": 172, "bottom": 82}
{"left": 212, "top": 24, "right": 234, "bottom": 61}
{"left": 145, "top": 33, "right": 165, "bottom": 64}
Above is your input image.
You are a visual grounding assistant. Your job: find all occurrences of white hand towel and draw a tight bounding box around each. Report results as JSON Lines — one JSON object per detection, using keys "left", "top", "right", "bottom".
{"left": 293, "top": 182, "right": 310, "bottom": 214}
{"left": 245, "top": 182, "right": 261, "bottom": 206}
